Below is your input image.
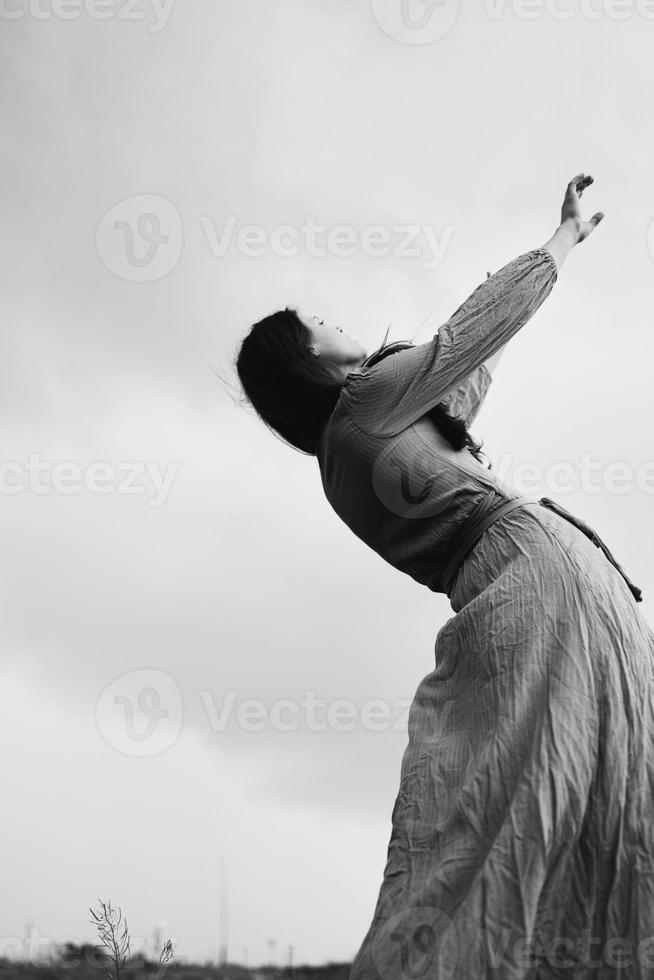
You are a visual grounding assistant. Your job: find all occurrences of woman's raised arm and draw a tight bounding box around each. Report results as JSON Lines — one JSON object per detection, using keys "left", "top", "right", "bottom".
{"left": 345, "top": 175, "right": 604, "bottom": 438}
{"left": 346, "top": 248, "right": 558, "bottom": 436}
{"left": 542, "top": 173, "right": 604, "bottom": 270}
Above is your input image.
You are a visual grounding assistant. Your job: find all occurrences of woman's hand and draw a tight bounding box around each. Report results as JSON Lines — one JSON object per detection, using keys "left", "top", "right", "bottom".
{"left": 542, "top": 173, "right": 604, "bottom": 271}
{"left": 560, "top": 173, "right": 604, "bottom": 244}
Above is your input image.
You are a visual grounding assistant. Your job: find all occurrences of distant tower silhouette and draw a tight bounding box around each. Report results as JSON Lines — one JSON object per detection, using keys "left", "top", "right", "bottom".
{"left": 152, "top": 924, "right": 161, "bottom": 961}
{"left": 23, "top": 918, "right": 37, "bottom": 962}
{"left": 218, "top": 854, "right": 229, "bottom": 965}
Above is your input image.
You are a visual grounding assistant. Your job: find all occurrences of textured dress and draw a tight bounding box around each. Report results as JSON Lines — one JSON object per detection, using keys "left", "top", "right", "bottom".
{"left": 316, "top": 249, "right": 654, "bottom": 979}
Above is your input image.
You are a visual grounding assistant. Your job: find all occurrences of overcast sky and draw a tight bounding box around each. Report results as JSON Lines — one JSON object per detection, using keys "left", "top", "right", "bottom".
{"left": 3, "top": 0, "right": 654, "bottom": 967}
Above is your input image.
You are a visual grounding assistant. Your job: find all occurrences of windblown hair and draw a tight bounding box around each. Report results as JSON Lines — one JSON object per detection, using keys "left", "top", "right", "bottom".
{"left": 235, "top": 308, "right": 343, "bottom": 454}
{"left": 235, "top": 308, "right": 487, "bottom": 463}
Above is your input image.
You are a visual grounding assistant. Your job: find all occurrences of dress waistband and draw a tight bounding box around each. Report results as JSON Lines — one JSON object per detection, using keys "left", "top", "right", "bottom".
{"left": 442, "top": 493, "right": 643, "bottom": 603}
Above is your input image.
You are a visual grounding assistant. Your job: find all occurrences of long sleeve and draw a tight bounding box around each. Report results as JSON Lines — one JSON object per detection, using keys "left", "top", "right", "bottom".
{"left": 441, "top": 363, "right": 493, "bottom": 427}
{"left": 344, "top": 247, "right": 558, "bottom": 437}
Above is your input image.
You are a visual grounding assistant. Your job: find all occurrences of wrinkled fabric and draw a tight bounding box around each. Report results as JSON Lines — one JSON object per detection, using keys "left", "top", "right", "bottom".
{"left": 317, "top": 249, "right": 558, "bottom": 596}
{"left": 316, "top": 248, "right": 654, "bottom": 978}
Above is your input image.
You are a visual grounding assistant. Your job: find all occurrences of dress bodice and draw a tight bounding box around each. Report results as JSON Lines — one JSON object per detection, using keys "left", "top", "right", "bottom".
{"left": 316, "top": 248, "right": 558, "bottom": 594}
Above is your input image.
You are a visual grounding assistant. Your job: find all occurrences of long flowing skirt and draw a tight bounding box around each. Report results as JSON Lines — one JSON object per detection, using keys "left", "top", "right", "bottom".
{"left": 350, "top": 503, "right": 654, "bottom": 980}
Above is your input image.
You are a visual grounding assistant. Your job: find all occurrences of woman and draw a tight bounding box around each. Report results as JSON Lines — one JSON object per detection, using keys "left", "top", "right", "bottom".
{"left": 236, "top": 176, "right": 654, "bottom": 979}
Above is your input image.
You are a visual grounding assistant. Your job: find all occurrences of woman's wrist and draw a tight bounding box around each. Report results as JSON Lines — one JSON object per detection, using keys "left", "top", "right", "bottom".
{"left": 541, "top": 220, "right": 580, "bottom": 271}
{"left": 539, "top": 175, "right": 603, "bottom": 272}
{"left": 560, "top": 217, "right": 583, "bottom": 245}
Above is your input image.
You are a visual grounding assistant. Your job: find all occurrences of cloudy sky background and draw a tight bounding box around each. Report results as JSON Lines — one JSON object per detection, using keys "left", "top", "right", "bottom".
{"left": 3, "top": 0, "right": 654, "bottom": 966}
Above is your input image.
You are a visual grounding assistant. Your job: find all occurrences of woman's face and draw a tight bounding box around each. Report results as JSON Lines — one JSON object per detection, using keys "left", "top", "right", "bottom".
{"left": 296, "top": 309, "right": 368, "bottom": 369}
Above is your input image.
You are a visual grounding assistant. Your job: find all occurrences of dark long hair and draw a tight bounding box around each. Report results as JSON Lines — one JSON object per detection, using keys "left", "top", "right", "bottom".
{"left": 235, "top": 308, "right": 487, "bottom": 463}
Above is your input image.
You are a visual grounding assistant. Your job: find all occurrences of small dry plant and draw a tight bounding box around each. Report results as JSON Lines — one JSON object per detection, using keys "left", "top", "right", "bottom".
{"left": 90, "top": 899, "right": 175, "bottom": 978}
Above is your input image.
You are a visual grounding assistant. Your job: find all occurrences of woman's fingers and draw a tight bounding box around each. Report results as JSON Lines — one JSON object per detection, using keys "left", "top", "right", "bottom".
{"left": 568, "top": 174, "right": 585, "bottom": 196}
{"left": 578, "top": 175, "right": 593, "bottom": 197}
{"left": 561, "top": 175, "right": 604, "bottom": 242}
{"left": 567, "top": 173, "right": 594, "bottom": 198}
{"left": 578, "top": 211, "right": 605, "bottom": 243}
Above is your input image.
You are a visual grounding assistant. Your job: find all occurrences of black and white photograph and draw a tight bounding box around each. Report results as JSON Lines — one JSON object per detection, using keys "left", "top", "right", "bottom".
{"left": 3, "top": 2, "right": 654, "bottom": 978}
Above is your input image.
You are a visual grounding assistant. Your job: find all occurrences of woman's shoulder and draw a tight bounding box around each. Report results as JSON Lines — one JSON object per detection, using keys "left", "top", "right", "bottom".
{"left": 342, "top": 343, "right": 412, "bottom": 396}
{"left": 339, "top": 344, "right": 430, "bottom": 438}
